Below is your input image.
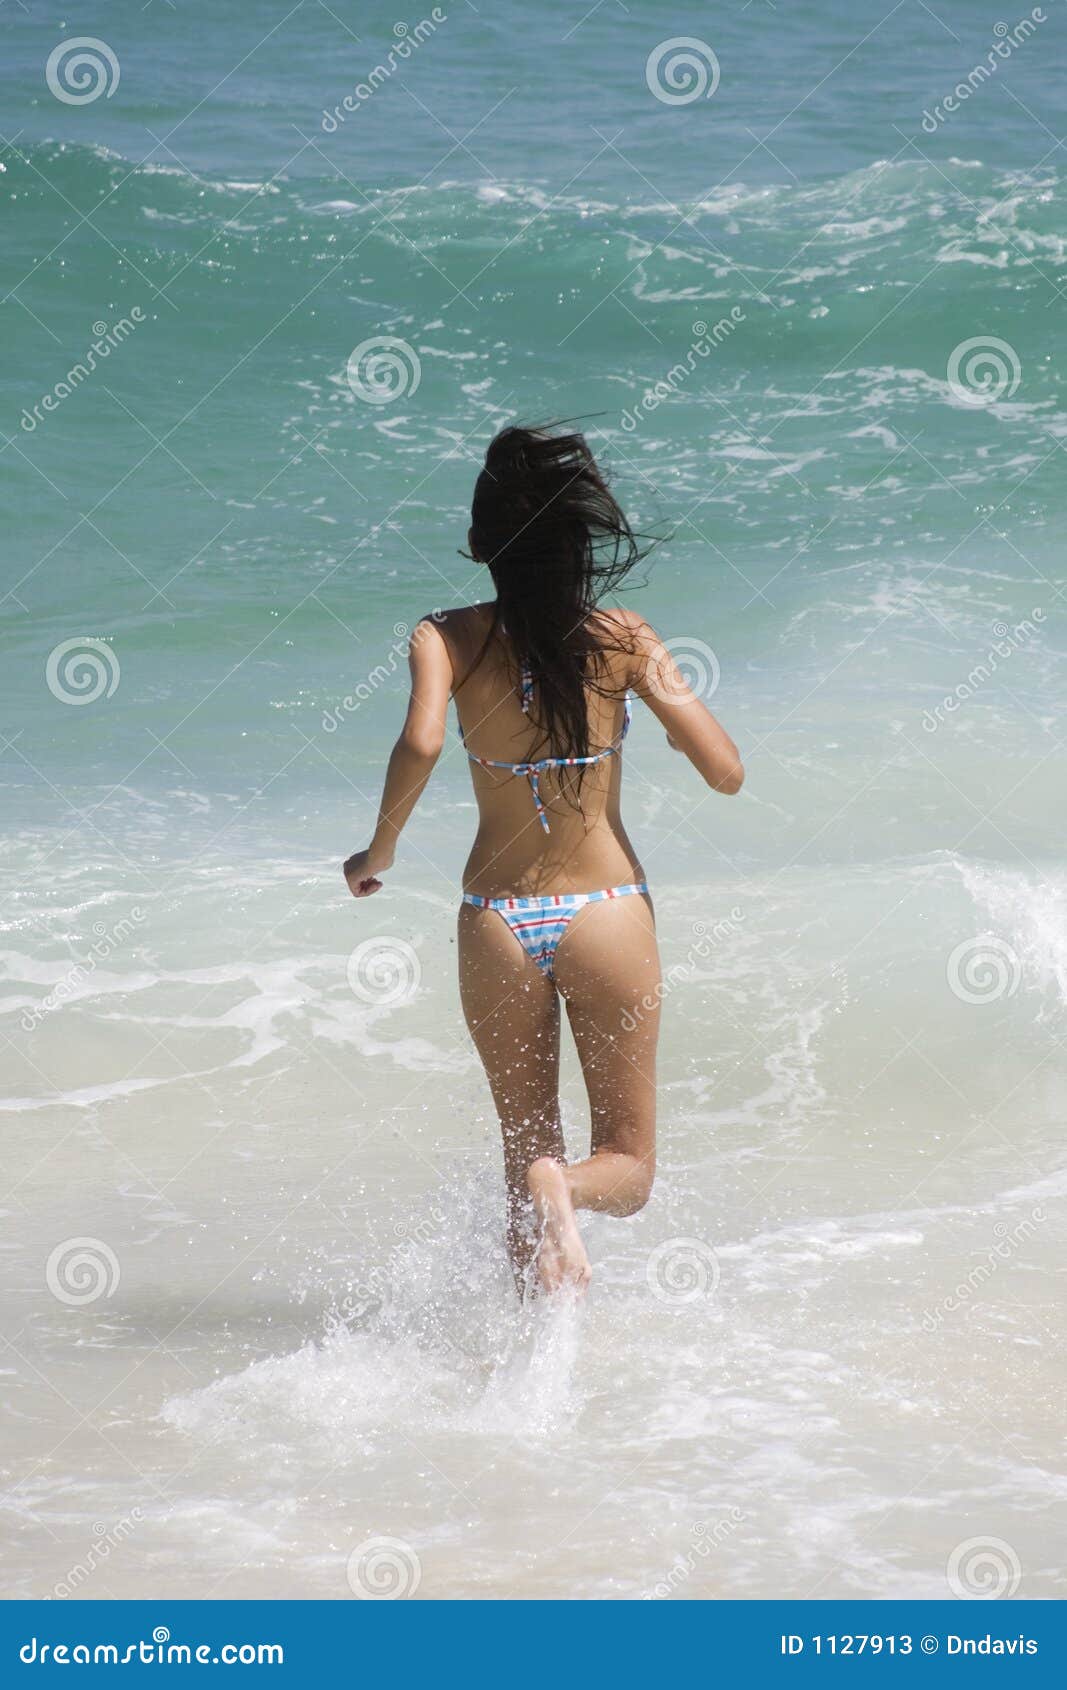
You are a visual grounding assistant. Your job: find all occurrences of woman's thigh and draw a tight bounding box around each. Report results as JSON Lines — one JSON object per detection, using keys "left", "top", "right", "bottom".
{"left": 457, "top": 901, "right": 564, "bottom": 1180}
{"left": 552, "top": 893, "right": 661, "bottom": 1160}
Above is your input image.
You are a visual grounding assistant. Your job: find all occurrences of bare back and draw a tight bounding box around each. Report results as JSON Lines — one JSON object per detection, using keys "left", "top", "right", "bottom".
{"left": 439, "top": 605, "right": 646, "bottom": 898}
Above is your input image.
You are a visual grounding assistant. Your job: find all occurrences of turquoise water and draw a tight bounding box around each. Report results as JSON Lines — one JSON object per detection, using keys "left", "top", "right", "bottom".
{"left": 3, "top": 0, "right": 1066, "bottom": 1599}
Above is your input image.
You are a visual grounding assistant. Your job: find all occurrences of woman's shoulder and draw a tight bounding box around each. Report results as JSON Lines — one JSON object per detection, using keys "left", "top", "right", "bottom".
{"left": 409, "top": 604, "right": 484, "bottom": 650}
{"left": 587, "top": 605, "right": 660, "bottom": 687}
{"left": 411, "top": 605, "right": 495, "bottom": 690}
{"left": 414, "top": 603, "right": 493, "bottom": 637}
{"left": 585, "top": 608, "right": 659, "bottom": 659}
{"left": 589, "top": 604, "right": 656, "bottom": 641}
{"left": 588, "top": 608, "right": 645, "bottom": 635}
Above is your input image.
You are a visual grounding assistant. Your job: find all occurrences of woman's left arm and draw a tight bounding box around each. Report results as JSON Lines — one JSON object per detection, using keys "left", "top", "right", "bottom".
{"left": 343, "top": 617, "right": 452, "bottom": 898}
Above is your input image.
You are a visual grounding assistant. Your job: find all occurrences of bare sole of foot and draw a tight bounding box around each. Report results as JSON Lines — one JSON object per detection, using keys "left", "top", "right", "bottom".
{"left": 526, "top": 1158, "right": 592, "bottom": 1295}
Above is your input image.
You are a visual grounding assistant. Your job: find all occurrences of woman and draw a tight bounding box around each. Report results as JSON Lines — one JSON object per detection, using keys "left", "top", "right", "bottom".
{"left": 344, "top": 425, "right": 743, "bottom": 1296}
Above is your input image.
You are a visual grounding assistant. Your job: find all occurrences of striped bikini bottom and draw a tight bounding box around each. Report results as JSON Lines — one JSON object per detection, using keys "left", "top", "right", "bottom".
{"left": 462, "top": 882, "right": 650, "bottom": 980}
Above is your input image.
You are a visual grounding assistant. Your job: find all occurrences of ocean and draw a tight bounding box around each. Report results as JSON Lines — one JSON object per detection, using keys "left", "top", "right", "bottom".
{"left": 3, "top": 0, "right": 1065, "bottom": 1599}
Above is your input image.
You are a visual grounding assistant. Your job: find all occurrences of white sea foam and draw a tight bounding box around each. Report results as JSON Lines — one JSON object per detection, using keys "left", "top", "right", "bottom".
{"left": 957, "top": 859, "right": 1067, "bottom": 1013}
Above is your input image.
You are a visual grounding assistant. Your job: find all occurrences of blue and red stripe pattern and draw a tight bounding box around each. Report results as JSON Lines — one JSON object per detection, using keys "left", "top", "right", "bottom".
{"left": 462, "top": 882, "right": 650, "bottom": 978}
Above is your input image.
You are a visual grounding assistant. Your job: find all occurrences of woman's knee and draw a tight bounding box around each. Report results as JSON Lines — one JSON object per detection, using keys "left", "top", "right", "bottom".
{"left": 615, "top": 1153, "right": 655, "bottom": 1215}
{"left": 633, "top": 1161, "right": 656, "bottom": 1213}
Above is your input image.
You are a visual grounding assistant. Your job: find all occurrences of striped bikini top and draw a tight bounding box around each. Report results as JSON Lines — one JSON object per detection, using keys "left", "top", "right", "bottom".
{"left": 461, "top": 660, "right": 632, "bottom": 834}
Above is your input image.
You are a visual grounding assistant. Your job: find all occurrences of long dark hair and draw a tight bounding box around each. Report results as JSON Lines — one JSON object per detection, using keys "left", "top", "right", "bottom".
{"left": 466, "top": 423, "right": 651, "bottom": 776}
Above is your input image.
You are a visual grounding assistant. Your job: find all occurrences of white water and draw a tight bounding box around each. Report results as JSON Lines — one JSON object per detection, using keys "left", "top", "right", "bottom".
{"left": 3, "top": 849, "right": 1064, "bottom": 1599}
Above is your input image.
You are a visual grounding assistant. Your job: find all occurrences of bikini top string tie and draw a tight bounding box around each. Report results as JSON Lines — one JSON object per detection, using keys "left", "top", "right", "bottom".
{"left": 460, "top": 651, "right": 632, "bottom": 834}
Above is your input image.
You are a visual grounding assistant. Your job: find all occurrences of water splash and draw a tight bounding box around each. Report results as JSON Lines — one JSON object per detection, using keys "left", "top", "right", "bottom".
{"left": 162, "top": 1171, "right": 585, "bottom": 1452}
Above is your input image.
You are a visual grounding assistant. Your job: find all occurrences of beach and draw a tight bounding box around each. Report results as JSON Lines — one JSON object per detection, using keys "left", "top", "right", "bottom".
{"left": 3, "top": 0, "right": 1065, "bottom": 1599}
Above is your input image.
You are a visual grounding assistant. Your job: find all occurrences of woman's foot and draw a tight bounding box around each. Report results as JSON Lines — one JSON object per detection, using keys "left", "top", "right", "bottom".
{"left": 525, "top": 1158, "right": 592, "bottom": 1295}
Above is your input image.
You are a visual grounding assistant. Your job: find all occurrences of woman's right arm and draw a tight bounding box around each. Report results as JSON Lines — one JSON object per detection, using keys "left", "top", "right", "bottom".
{"left": 342, "top": 616, "right": 452, "bottom": 896}
{"left": 627, "top": 614, "right": 744, "bottom": 795}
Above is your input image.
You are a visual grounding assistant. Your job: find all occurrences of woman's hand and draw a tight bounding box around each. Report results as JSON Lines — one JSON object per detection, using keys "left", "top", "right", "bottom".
{"left": 343, "top": 847, "right": 393, "bottom": 898}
